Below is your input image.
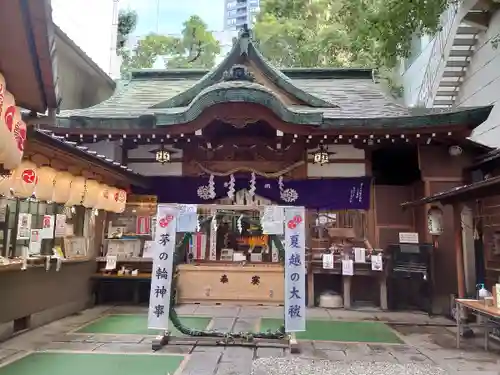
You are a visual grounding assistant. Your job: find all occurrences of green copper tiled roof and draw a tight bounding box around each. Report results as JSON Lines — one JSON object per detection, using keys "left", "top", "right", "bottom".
{"left": 56, "top": 27, "right": 492, "bottom": 130}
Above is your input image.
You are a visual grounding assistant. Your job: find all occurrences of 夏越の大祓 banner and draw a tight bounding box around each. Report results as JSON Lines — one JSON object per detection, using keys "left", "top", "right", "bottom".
{"left": 0, "top": 72, "right": 27, "bottom": 170}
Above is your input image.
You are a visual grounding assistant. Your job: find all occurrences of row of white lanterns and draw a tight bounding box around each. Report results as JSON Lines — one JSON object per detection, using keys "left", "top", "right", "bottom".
{"left": 0, "top": 161, "right": 127, "bottom": 213}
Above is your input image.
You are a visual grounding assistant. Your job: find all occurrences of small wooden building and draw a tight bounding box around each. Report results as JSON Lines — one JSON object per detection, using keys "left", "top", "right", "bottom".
{"left": 46, "top": 28, "right": 493, "bottom": 314}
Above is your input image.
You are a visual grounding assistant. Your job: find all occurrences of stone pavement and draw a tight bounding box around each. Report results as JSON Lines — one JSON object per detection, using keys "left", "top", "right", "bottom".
{"left": 0, "top": 305, "right": 498, "bottom": 375}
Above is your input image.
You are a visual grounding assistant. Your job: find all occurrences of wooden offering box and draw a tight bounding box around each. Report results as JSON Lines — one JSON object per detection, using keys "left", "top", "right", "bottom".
{"left": 177, "top": 263, "right": 285, "bottom": 305}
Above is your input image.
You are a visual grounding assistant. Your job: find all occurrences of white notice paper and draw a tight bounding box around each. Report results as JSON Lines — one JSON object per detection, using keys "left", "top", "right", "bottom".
{"left": 177, "top": 204, "right": 198, "bottom": 232}
{"left": 262, "top": 206, "right": 285, "bottom": 235}
{"left": 105, "top": 255, "right": 117, "bottom": 270}
{"left": 17, "top": 213, "right": 32, "bottom": 240}
{"left": 354, "top": 247, "right": 366, "bottom": 263}
{"left": 41, "top": 215, "right": 55, "bottom": 239}
{"left": 342, "top": 259, "right": 354, "bottom": 276}
{"left": 371, "top": 254, "right": 383, "bottom": 271}
{"left": 29, "top": 229, "right": 42, "bottom": 255}
{"left": 284, "top": 207, "right": 306, "bottom": 332}
{"left": 55, "top": 214, "right": 67, "bottom": 237}
{"left": 322, "top": 253, "right": 334, "bottom": 269}
{"left": 148, "top": 204, "right": 177, "bottom": 330}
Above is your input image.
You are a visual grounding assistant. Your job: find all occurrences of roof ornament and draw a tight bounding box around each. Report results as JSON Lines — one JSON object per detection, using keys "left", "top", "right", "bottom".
{"left": 238, "top": 24, "right": 252, "bottom": 56}
{"left": 222, "top": 64, "right": 255, "bottom": 82}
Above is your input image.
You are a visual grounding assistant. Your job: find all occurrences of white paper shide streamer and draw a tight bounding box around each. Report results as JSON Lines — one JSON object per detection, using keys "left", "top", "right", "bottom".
{"left": 248, "top": 172, "right": 256, "bottom": 196}
{"left": 284, "top": 206, "right": 306, "bottom": 332}
{"left": 227, "top": 174, "right": 235, "bottom": 199}
{"left": 147, "top": 204, "right": 177, "bottom": 330}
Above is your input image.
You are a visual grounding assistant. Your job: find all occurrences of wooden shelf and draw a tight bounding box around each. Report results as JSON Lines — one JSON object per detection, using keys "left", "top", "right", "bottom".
{"left": 91, "top": 273, "right": 151, "bottom": 280}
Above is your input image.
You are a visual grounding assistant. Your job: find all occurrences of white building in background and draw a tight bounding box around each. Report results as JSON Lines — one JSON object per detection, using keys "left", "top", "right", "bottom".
{"left": 401, "top": 0, "right": 500, "bottom": 147}
{"left": 51, "top": 0, "right": 121, "bottom": 79}
{"left": 224, "top": 0, "right": 260, "bottom": 30}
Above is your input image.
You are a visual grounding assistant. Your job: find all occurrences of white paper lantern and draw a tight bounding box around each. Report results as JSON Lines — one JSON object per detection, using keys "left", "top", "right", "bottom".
{"left": 34, "top": 166, "right": 57, "bottom": 202}
{"left": 95, "top": 184, "right": 111, "bottom": 210}
{"left": 82, "top": 179, "right": 100, "bottom": 208}
{"left": 0, "top": 74, "right": 8, "bottom": 160}
{"left": 11, "top": 160, "right": 38, "bottom": 198}
{"left": 107, "top": 186, "right": 119, "bottom": 212}
{"left": 3, "top": 107, "right": 26, "bottom": 170}
{"left": 53, "top": 171, "right": 73, "bottom": 203}
{"left": 66, "top": 176, "right": 87, "bottom": 206}
{"left": 115, "top": 189, "right": 127, "bottom": 213}
{"left": 0, "top": 172, "right": 13, "bottom": 197}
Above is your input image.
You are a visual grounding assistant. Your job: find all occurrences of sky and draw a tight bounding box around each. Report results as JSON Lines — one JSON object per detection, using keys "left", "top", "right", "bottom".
{"left": 120, "top": 0, "right": 225, "bottom": 36}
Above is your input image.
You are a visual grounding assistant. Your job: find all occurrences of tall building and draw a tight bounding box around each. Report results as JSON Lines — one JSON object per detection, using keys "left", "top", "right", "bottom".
{"left": 51, "top": 0, "right": 121, "bottom": 78}
{"left": 224, "top": 0, "right": 260, "bottom": 30}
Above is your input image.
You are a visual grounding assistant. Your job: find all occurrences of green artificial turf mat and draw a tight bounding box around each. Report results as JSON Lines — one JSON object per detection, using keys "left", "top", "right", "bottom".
{"left": 76, "top": 314, "right": 211, "bottom": 336}
{"left": 0, "top": 352, "right": 184, "bottom": 375}
{"left": 260, "top": 318, "right": 402, "bottom": 343}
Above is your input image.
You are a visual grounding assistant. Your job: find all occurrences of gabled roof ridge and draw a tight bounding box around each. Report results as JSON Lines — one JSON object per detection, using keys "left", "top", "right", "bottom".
{"left": 150, "top": 26, "right": 337, "bottom": 109}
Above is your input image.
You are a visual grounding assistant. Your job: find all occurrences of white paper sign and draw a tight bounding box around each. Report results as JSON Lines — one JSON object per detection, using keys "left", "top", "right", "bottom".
{"left": 105, "top": 255, "right": 117, "bottom": 270}
{"left": 148, "top": 204, "right": 177, "bottom": 330}
{"left": 41, "top": 215, "right": 55, "bottom": 239}
{"left": 177, "top": 204, "right": 198, "bottom": 232}
{"left": 322, "top": 253, "right": 334, "bottom": 269}
{"left": 55, "top": 214, "right": 67, "bottom": 237}
{"left": 399, "top": 232, "right": 419, "bottom": 244}
{"left": 142, "top": 241, "right": 154, "bottom": 258}
{"left": 342, "top": 259, "right": 354, "bottom": 276}
{"left": 262, "top": 206, "right": 285, "bottom": 235}
{"left": 354, "top": 247, "right": 366, "bottom": 263}
{"left": 284, "top": 206, "right": 306, "bottom": 332}
{"left": 371, "top": 254, "right": 383, "bottom": 271}
{"left": 29, "top": 229, "right": 42, "bottom": 255}
{"left": 17, "top": 213, "right": 32, "bottom": 240}
{"left": 209, "top": 225, "right": 217, "bottom": 261}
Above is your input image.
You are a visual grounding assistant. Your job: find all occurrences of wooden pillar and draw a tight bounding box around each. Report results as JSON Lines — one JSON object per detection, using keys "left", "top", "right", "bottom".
{"left": 453, "top": 203, "right": 466, "bottom": 298}
{"left": 379, "top": 276, "right": 388, "bottom": 310}
{"left": 307, "top": 271, "right": 314, "bottom": 307}
{"left": 343, "top": 276, "right": 352, "bottom": 308}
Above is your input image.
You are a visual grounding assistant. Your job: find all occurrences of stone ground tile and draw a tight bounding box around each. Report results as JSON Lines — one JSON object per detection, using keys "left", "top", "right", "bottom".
{"left": 48, "top": 333, "right": 92, "bottom": 342}
{"left": 191, "top": 345, "right": 226, "bottom": 355}
{"left": 219, "top": 347, "right": 255, "bottom": 363}
{"left": 345, "top": 348, "right": 399, "bottom": 363}
{"left": 327, "top": 309, "right": 379, "bottom": 321}
{"left": 439, "top": 358, "right": 500, "bottom": 372}
{"left": 84, "top": 334, "right": 144, "bottom": 344}
{"left": 210, "top": 317, "right": 236, "bottom": 332}
{"left": 181, "top": 351, "right": 222, "bottom": 375}
{"left": 93, "top": 342, "right": 153, "bottom": 353}
{"left": 255, "top": 347, "right": 285, "bottom": 358}
{"left": 238, "top": 307, "right": 283, "bottom": 319}
{"left": 215, "top": 361, "right": 252, "bottom": 375}
{"left": 291, "top": 341, "right": 346, "bottom": 361}
{"left": 194, "top": 306, "right": 241, "bottom": 318}
{"left": 390, "top": 351, "right": 435, "bottom": 364}
{"left": 0, "top": 349, "right": 19, "bottom": 363}
{"left": 232, "top": 318, "right": 258, "bottom": 332}
{"left": 37, "top": 341, "right": 103, "bottom": 351}
{"left": 305, "top": 308, "right": 331, "bottom": 319}
{"left": 175, "top": 304, "right": 200, "bottom": 315}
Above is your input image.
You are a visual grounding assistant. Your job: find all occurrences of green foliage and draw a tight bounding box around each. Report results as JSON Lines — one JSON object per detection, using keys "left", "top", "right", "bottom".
{"left": 119, "top": 15, "right": 220, "bottom": 77}
{"left": 117, "top": 9, "right": 138, "bottom": 49}
{"left": 254, "top": 0, "right": 451, "bottom": 69}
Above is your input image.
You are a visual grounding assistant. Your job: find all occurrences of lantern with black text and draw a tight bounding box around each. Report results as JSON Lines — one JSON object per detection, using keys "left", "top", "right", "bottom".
{"left": 53, "top": 172, "right": 73, "bottom": 203}
{"left": 11, "top": 161, "right": 38, "bottom": 198}
{"left": 95, "top": 184, "right": 111, "bottom": 210}
{"left": 107, "top": 186, "right": 119, "bottom": 212}
{"left": 34, "top": 166, "right": 57, "bottom": 202}
{"left": 82, "top": 180, "right": 100, "bottom": 208}
{"left": 66, "top": 176, "right": 87, "bottom": 206}
{"left": 427, "top": 206, "right": 444, "bottom": 236}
